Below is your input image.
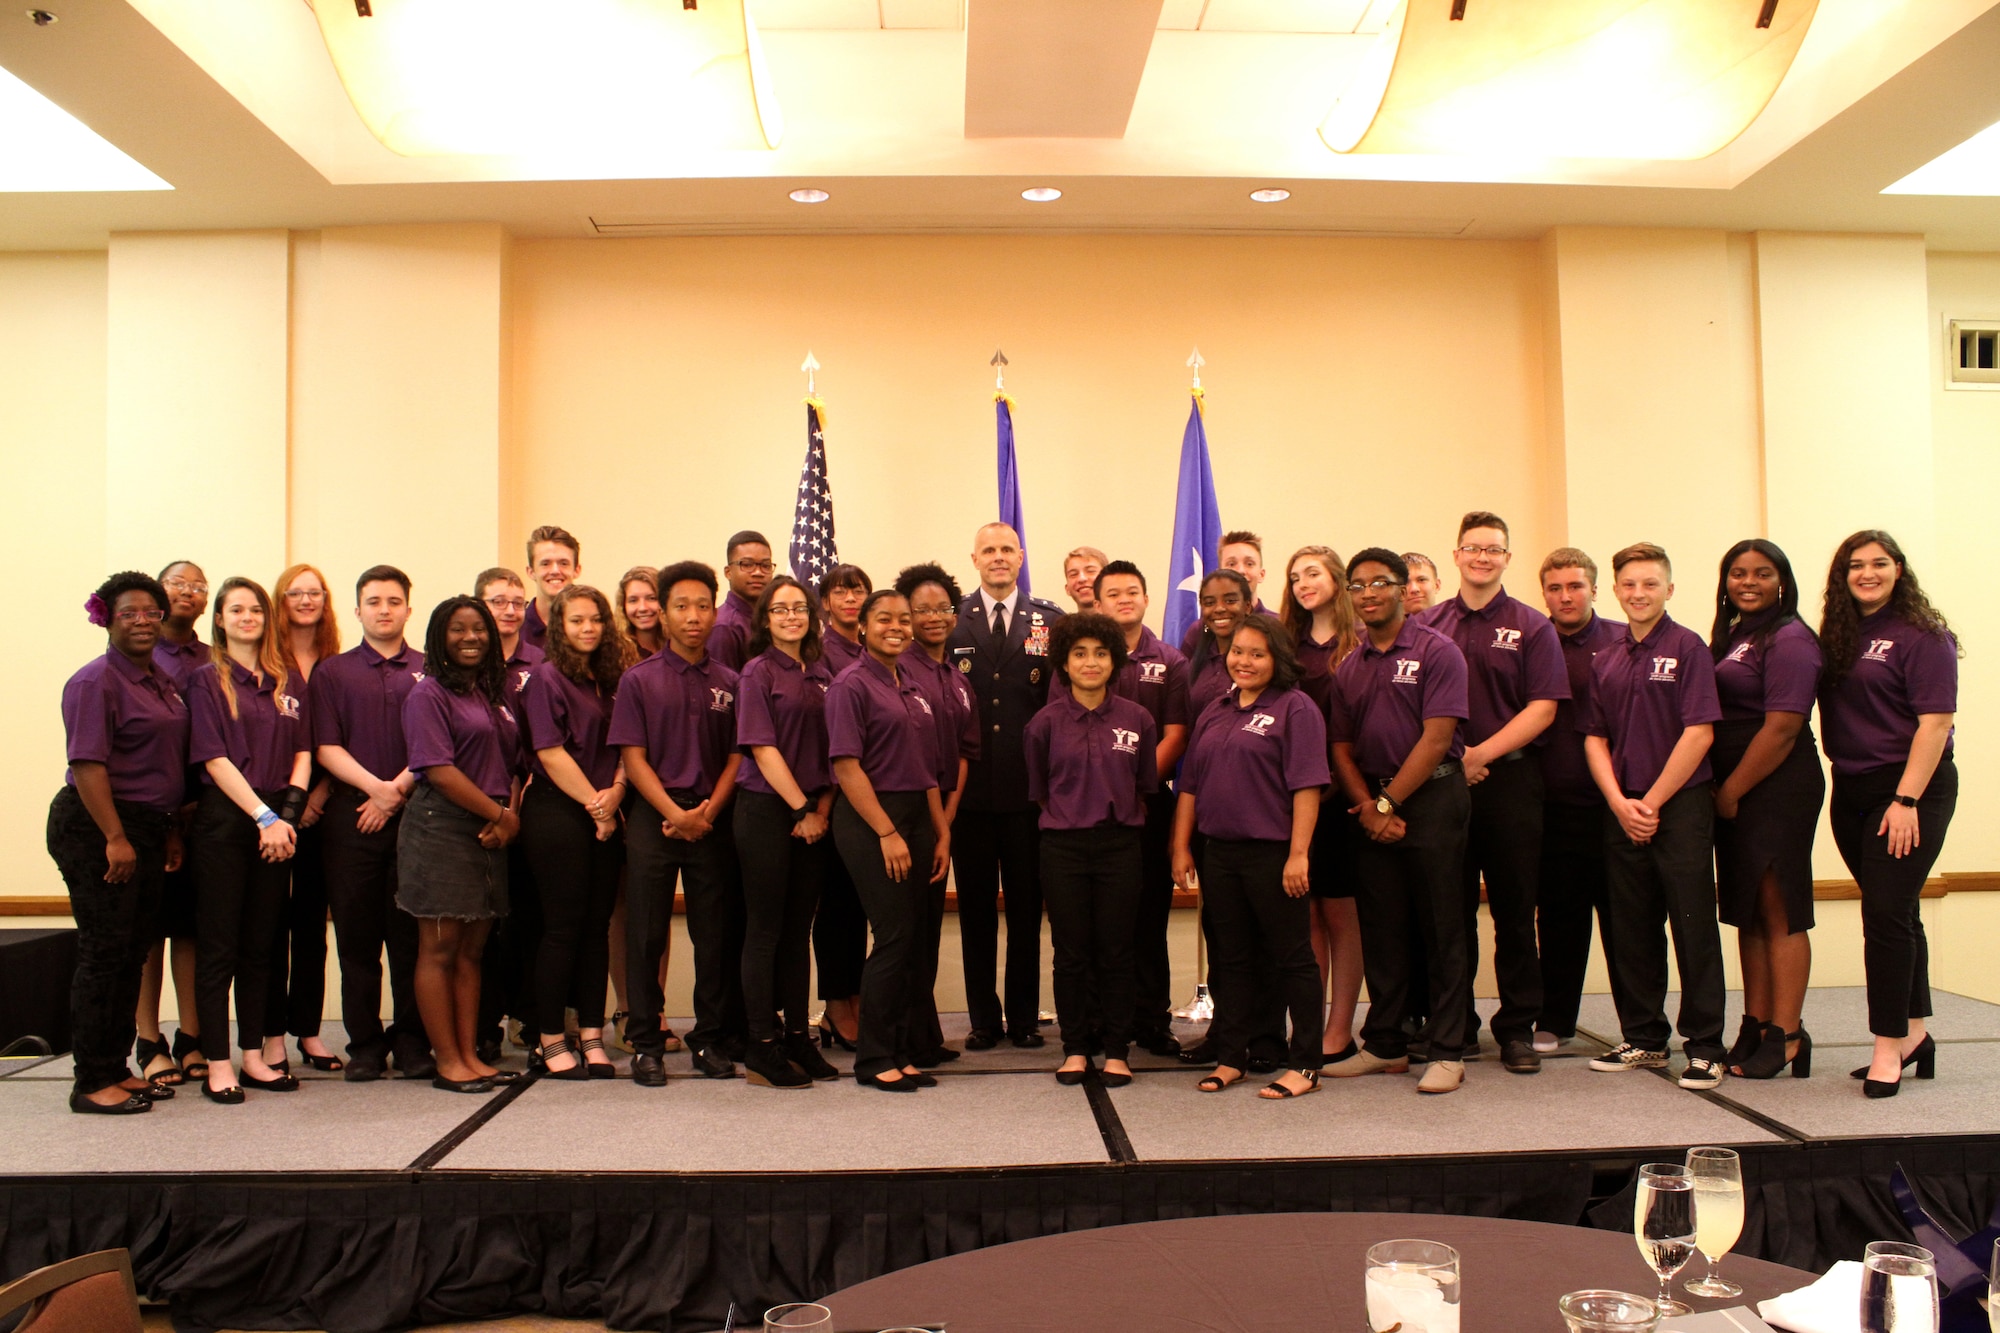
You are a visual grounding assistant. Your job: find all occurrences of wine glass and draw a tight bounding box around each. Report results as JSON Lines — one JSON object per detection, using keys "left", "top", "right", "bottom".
{"left": 1365, "top": 1239, "right": 1461, "bottom": 1333}
{"left": 1859, "top": 1241, "right": 1937, "bottom": 1333}
{"left": 1634, "top": 1163, "right": 1696, "bottom": 1318}
{"left": 1685, "top": 1146, "right": 1745, "bottom": 1298}
{"left": 764, "top": 1303, "right": 832, "bottom": 1333}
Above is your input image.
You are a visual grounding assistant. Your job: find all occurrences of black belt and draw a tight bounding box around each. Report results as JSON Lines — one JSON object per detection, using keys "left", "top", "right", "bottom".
{"left": 1366, "top": 758, "right": 1462, "bottom": 791}
{"left": 1493, "top": 747, "right": 1530, "bottom": 766}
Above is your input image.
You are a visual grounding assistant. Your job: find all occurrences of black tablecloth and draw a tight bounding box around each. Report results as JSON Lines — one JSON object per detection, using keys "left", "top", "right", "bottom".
{"left": 823, "top": 1211, "right": 1817, "bottom": 1332}
{"left": 0, "top": 928, "right": 75, "bottom": 1055}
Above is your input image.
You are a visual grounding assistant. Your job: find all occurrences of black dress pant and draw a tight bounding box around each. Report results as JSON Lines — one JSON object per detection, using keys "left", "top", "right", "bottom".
{"left": 1201, "top": 837, "right": 1320, "bottom": 1071}
{"left": 1194, "top": 831, "right": 1286, "bottom": 1062}
{"left": 813, "top": 851, "right": 867, "bottom": 1001}
{"left": 190, "top": 786, "right": 289, "bottom": 1060}
{"left": 952, "top": 808, "right": 1044, "bottom": 1036}
{"left": 264, "top": 817, "right": 328, "bottom": 1040}
{"left": 734, "top": 790, "right": 826, "bottom": 1042}
{"left": 1460, "top": 755, "right": 1545, "bottom": 1045}
{"left": 521, "top": 782, "right": 623, "bottom": 1037}
{"left": 1042, "top": 825, "right": 1143, "bottom": 1060}
{"left": 1831, "top": 757, "right": 1957, "bottom": 1039}
{"left": 1604, "top": 784, "right": 1725, "bottom": 1059}
{"left": 1130, "top": 790, "right": 1178, "bottom": 1040}
{"left": 624, "top": 791, "right": 744, "bottom": 1057}
{"left": 833, "top": 792, "right": 937, "bottom": 1079}
{"left": 47, "top": 787, "right": 171, "bottom": 1096}
{"left": 1537, "top": 799, "right": 1618, "bottom": 1039}
{"left": 1355, "top": 774, "right": 1472, "bottom": 1061}
{"left": 321, "top": 784, "right": 424, "bottom": 1059}
{"left": 911, "top": 872, "right": 948, "bottom": 1057}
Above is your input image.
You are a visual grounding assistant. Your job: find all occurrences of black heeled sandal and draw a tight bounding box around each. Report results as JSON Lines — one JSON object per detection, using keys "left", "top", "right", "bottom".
{"left": 532, "top": 1038, "right": 589, "bottom": 1081}
{"left": 172, "top": 1029, "right": 208, "bottom": 1081}
{"left": 296, "top": 1040, "right": 344, "bottom": 1072}
{"left": 1723, "top": 1015, "right": 1765, "bottom": 1069}
{"left": 578, "top": 1037, "right": 618, "bottom": 1080}
{"left": 817, "top": 1018, "right": 857, "bottom": 1053}
{"left": 1735, "top": 1025, "right": 1812, "bottom": 1079}
{"left": 135, "top": 1035, "right": 183, "bottom": 1088}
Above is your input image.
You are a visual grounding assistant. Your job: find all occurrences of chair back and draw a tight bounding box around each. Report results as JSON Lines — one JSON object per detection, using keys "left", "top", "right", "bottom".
{"left": 0, "top": 1249, "right": 141, "bottom": 1333}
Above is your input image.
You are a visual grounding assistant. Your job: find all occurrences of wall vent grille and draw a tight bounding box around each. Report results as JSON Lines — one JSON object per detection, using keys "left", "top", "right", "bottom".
{"left": 1949, "top": 319, "right": 2000, "bottom": 388}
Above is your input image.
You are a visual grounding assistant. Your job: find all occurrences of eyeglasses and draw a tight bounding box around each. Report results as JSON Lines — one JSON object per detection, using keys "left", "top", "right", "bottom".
{"left": 282, "top": 589, "right": 325, "bottom": 602}
{"left": 767, "top": 604, "right": 811, "bottom": 619}
{"left": 1455, "top": 545, "right": 1510, "bottom": 558}
{"left": 163, "top": 578, "right": 208, "bottom": 595}
{"left": 115, "top": 608, "right": 167, "bottom": 624}
{"left": 1346, "top": 578, "right": 1407, "bottom": 592}
{"left": 731, "top": 560, "right": 776, "bottom": 573}
{"left": 485, "top": 597, "right": 528, "bottom": 613}
{"left": 911, "top": 606, "right": 957, "bottom": 619}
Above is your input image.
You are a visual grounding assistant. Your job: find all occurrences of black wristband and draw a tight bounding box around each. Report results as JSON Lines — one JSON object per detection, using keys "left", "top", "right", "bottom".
{"left": 790, "top": 802, "right": 814, "bottom": 825}
{"left": 1892, "top": 793, "right": 1919, "bottom": 808}
{"left": 276, "top": 785, "right": 309, "bottom": 826}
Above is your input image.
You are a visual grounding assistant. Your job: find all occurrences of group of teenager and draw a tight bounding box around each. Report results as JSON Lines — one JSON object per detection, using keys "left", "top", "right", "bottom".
{"left": 51, "top": 513, "right": 1959, "bottom": 1113}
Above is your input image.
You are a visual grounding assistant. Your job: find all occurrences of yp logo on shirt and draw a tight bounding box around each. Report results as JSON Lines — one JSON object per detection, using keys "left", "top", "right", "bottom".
{"left": 1863, "top": 639, "right": 1895, "bottom": 663}
{"left": 1392, "top": 659, "right": 1422, "bottom": 684}
{"left": 1241, "top": 713, "right": 1276, "bottom": 736}
{"left": 1490, "top": 628, "right": 1522, "bottom": 652}
{"left": 1726, "top": 642, "right": 1754, "bottom": 664}
{"left": 517, "top": 669, "right": 533, "bottom": 692}
{"left": 1111, "top": 727, "right": 1140, "bottom": 755}
{"left": 1650, "top": 657, "right": 1679, "bottom": 682}
{"left": 1138, "top": 661, "right": 1167, "bottom": 684}
{"left": 276, "top": 692, "right": 302, "bottom": 720}
{"left": 913, "top": 694, "right": 934, "bottom": 716}
{"left": 709, "top": 688, "right": 734, "bottom": 712}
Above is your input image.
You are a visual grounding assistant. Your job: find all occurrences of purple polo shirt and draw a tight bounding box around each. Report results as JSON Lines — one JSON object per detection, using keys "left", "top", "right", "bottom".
{"left": 307, "top": 641, "right": 427, "bottom": 781}
{"left": 904, "top": 651, "right": 981, "bottom": 792}
{"left": 1545, "top": 614, "right": 1624, "bottom": 806}
{"left": 1329, "top": 621, "right": 1469, "bottom": 779}
{"left": 735, "top": 647, "right": 834, "bottom": 797}
{"left": 404, "top": 678, "right": 522, "bottom": 804}
{"left": 710, "top": 591, "right": 755, "bottom": 672}
{"left": 1819, "top": 609, "right": 1958, "bottom": 777}
{"left": 151, "top": 634, "right": 207, "bottom": 695}
{"left": 1415, "top": 588, "right": 1569, "bottom": 747}
{"left": 1112, "top": 627, "right": 1191, "bottom": 732}
{"left": 188, "top": 661, "right": 308, "bottom": 792}
{"left": 1715, "top": 613, "right": 1821, "bottom": 723}
{"left": 502, "top": 640, "right": 545, "bottom": 714}
{"left": 821, "top": 628, "right": 864, "bottom": 676}
{"left": 1180, "top": 685, "right": 1329, "bottom": 841}
{"left": 1580, "top": 614, "right": 1722, "bottom": 796}
{"left": 606, "top": 648, "right": 739, "bottom": 794}
{"left": 1186, "top": 649, "right": 1234, "bottom": 723}
{"left": 521, "top": 660, "right": 619, "bottom": 789}
{"left": 1025, "top": 692, "right": 1159, "bottom": 830}
{"left": 62, "top": 648, "right": 190, "bottom": 812}
{"left": 522, "top": 600, "right": 548, "bottom": 650}
{"left": 824, "top": 654, "right": 940, "bottom": 794}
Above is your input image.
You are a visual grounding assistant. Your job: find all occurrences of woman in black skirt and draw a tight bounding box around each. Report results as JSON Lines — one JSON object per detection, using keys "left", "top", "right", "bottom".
{"left": 825, "top": 589, "right": 948, "bottom": 1091}
{"left": 1708, "top": 540, "right": 1825, "bottom": 1079}
{"left": 50, "top": 572, "right": 189, "bottom": 1114}
{"left": 399, "top": 596, "right": 525, "bottom": 1094}
{"left": 1818, "top": 531, "right": 1960, "bottom": 1097}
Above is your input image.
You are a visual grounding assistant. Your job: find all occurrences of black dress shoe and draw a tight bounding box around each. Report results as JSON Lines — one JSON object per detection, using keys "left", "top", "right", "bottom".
{"left": 632, "top": 1052, "right": 668, "bottom": 1087}
{"left": 70, "top": 1089, "right": 152, "bottom": 1115}
{"left": 691, "top": 1046, "right": 737, "bottom": 1079}
{"left": 1055, "top": 1065, "right": 1090, "bottom": 1086}
{"left": 475, "top": 1039, "right": 503, "bottom": 1066}
{"left": 241, "top": 1068, "right": 301, "bottom": 1091}
{"left": 203, "top": 1082, "right": 246, "bottom": 1105}
{"left": 1135, "top": 1032, "right": 1184, "bottom": 1058}
{"left": 1501, "top": 1040, "right": 1542, "bottom": 1074}
{"left": 343, "top": 1049, "right": 386, "bottom": 1083}
{"left": 913, "top": 1046, "right": 961, "bottom": 1066}
{"left": 857, "top": 1070, "right": 921, "bottom": 1092}
{"left": 1176, "top": 1040, "right": 1218, "bottom": 1066}
{"left": 129, "top": 1080, "right": 173, "bottom": 1101}
{"left": 1010, "top": 1030, "right": 1046, "bottom": 1049}
{"left": 431, "top": 1074, "right": 496, "bottom": 1094}
{"left": 1100, "top": 1068, "right": 1133, "bottom": 1088}
{"left": 394, "top": 1046, "right": 438, "bottom": 1081}
{"left": 963, "top": 1028, "right": 999, "bottom": 1051}
{"left": 905, "top": 1070, "right": 938, "bottom": 1087}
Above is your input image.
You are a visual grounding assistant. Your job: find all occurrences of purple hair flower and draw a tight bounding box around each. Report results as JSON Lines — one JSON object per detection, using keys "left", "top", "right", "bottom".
{"left": 85, "top": 593, "right": 111, "bottom": 628}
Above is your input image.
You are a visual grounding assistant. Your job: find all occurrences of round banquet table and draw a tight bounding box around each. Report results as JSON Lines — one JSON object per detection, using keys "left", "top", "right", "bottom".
{"left": 820, "top": 1212, "right": 1817, "bottom": 1332}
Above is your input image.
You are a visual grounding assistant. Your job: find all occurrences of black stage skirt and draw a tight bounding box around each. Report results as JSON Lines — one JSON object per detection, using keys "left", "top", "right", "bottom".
{"left": 1711, "top": 716, "right": 1826, "bottom": 933}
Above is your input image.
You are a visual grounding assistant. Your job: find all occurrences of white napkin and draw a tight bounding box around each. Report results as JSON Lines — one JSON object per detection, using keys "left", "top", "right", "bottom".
{"left": 1756, "top": 1260, "right": 1862, "bottom": 1333}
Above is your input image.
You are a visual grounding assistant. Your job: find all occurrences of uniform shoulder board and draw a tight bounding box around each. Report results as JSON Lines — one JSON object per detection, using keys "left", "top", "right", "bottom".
{"left": 1029, "top": 597, "right": 1064, "bottom": 615}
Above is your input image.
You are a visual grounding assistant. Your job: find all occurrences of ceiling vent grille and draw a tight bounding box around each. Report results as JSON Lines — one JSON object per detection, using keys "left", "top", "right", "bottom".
{"left": 1949, "top": 319, "right": 2000, "bottom": 389}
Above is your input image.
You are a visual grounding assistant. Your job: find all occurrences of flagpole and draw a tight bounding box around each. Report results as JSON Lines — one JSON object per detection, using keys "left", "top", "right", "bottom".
{"left": 1173, "top": 344, "right": 1215, "bottom": 1027}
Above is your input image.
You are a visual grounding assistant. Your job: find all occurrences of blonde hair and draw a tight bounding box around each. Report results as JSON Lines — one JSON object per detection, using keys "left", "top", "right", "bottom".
{"left": 208, "top": 578, "right": 290, "bottom": 720}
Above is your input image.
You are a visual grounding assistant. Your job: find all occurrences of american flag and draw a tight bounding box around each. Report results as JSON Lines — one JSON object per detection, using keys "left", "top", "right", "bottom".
{"left": 789, "top": 399, "right": 839, "bottom": 587}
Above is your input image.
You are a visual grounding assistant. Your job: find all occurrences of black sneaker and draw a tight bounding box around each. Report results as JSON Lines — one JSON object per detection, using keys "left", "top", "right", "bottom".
{"left": 1678, "top": 1057, "right": 1725, "bottom": 1090}
{"left": 1589, "top": 1042, "right": 1669, "bottom": 1072}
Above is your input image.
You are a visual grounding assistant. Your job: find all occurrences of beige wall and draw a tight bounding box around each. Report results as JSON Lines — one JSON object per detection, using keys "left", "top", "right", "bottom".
{"left": 3, "top": 226, "right": 1996, "bottom": 1009}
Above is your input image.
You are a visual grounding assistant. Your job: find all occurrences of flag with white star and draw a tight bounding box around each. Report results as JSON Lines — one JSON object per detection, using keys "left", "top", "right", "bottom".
{"left": 1165, "top": 389, "right": 1223, "bottom": 649}
{"left": 789, "top": 398, "right": 839, "bottom": 588}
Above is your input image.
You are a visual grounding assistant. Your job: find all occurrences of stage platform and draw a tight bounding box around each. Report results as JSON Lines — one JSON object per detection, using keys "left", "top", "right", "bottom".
{"left": 3, "top": 988, "right": 1998, "bottom": 1332}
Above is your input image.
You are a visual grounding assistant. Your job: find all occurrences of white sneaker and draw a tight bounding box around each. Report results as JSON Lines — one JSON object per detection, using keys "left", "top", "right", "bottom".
{"left": 1532, "top": 1031, "right": 1562, "bottom": 1054}
{"left": 1589, "top": 1042, "right": 1668, "bottom": 1072}
{"left": 1678, "top": 1057, "right": 1725, "bottom": 1090}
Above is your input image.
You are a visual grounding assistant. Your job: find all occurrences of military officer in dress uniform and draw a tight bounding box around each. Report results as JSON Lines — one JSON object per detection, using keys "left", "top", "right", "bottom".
{"left": 948, "top": 522, "right": 1064, "bottom": 1049}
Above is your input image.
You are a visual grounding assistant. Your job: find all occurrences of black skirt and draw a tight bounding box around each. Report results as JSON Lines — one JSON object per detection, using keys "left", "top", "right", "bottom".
{"left": 1711, "top": 716, "right": 1826, "bottom": 933}
{"left": 1307, "top": 793, "right": 1357, "bottom": 899}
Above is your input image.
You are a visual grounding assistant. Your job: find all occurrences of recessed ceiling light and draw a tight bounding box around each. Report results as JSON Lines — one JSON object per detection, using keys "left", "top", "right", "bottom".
{"left": 1249, "top": 188, "right": 1291, "bottom": 203}
{"left": 1020, "top": 186, "right": 1062, "bottom": 202}
{"left": 789, "top": 187, "right": 830, "bottom": 204}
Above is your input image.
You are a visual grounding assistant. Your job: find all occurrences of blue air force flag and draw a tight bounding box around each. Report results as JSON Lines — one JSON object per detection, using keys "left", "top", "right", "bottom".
{"left": 1164, "top": 390, "right": 1223, "bottom": 649}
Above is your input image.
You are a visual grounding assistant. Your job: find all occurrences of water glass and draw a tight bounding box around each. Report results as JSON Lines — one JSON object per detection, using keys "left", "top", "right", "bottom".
{"left": 1365, "top": 1239, "right": 1462, "bottom": 1333}
{"left": 1634, "top": 1163, "right": 1696, "bottom": 1318}
{"left": 1559, "top": 1289, "right": 1663, "bottom": 1333}
{"left": 1859, "top": 1241, "right": 1938, "bottom": 1333}
{"left": 765, "top": 1303, "right": 833, "bottom": 1333}
{"left": 1685, "top": 1146, "right": 1746, "bottom": 1298}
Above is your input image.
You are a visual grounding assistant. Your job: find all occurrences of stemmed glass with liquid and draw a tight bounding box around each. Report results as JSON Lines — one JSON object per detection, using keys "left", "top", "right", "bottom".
{"left": 1858, "top": 1241, "right": 1938, "bottom": 1333}
{"left": 1634, "top": 1163, "right": 1696, "bottom": 1318}
{"left": 1685, "top": 1147, "right": 1745, "bottom": 1298}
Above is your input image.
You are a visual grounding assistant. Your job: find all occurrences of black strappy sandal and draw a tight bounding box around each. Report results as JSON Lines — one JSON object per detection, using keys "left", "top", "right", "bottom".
{"left": 135, "top": 1035, "right": 183, "bottom": 1088}
{"left": 1258, "top": 1068, "right": 1321, "bottom": 1100}
{"left": 578, "top": 1036, "right": 617, "bottom": 1079}
{"left": 172, "top": 1029, "right": 208, "bottom": 1081}
{"left": 296, "top": 1040, "right": 344, "bottom": 1072}
{"left": 1197, "top": 1069, "right": 1246, "bottom": 1093}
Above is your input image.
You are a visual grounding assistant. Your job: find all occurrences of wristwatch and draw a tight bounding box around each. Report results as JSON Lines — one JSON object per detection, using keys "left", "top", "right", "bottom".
{"left": 1892, "top": 794, "right": 1919, "bottom": 808}
{"left": 1374, "top": 793, "right": 1399, "bottom": 816}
